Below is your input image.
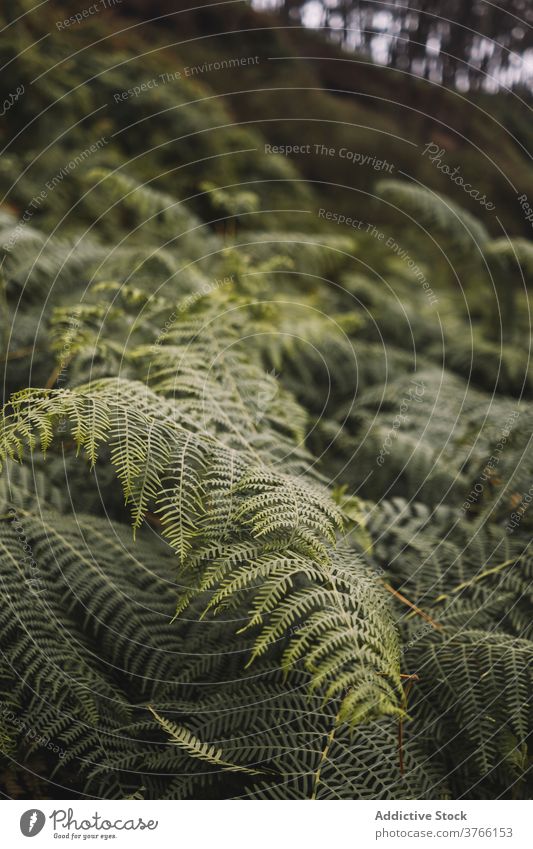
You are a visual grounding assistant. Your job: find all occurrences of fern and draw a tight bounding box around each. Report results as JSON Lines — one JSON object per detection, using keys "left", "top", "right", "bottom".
{"left": 0, "top": 7, "right": 531, "bottom": 801}
{"left": 0, "top": 377, "right": 402, "bottom": 728}
{"left": 376, "top": 180, "right": 489, "bottom": 250}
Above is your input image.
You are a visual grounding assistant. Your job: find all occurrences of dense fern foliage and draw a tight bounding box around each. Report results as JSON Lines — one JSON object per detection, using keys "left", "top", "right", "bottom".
{"left": 0, "top": 0, "right": 531, "bottom": 801}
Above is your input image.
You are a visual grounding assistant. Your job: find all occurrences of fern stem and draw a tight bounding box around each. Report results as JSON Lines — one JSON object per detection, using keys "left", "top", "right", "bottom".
{"left": 398, "top": 675, "right": 418, "bottom": 776}
{"left": 382, "top": 581, "right": 442, "bottom": 630}
{"left": 310, "top": 708, "right": 341, "bottom": 800}
{"left": 0, "top": 345, "right": 39, "bottom": 362}
{"left": 433, "top": 557, "right": 518, "bottom": 604}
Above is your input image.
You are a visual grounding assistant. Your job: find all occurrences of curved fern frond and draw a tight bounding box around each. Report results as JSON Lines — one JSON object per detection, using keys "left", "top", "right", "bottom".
{"left": 376, "top": 180, "right": 489, "bottom": 250}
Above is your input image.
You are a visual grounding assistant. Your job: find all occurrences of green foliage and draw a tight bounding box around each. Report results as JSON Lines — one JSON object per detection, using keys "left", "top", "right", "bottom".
{"left": 376, "top": 180, "right": 533, "bottom": 341}
{"left": 0, "top": 1, "right": 531, "bottom": 802}
{"left": 377, "top": 180, "right": 490, "bottom": 251}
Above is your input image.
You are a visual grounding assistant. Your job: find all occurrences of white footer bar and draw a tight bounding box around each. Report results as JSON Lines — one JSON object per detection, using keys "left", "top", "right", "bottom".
{"left": 4, "top": 799, "right": 532, "bottom": 848}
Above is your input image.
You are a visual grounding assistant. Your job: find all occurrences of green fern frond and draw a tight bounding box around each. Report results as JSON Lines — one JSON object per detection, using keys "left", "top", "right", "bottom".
{"left": 377, "top": 180, "right": 489, "bottom": 249}
{"left": 148, "top": 707, "right": 261, "bottom": 775}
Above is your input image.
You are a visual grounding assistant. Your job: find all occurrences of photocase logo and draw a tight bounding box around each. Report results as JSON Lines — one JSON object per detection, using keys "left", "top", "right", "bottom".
{"left": 20, "top": 810, "right": 46, "bottom": 837}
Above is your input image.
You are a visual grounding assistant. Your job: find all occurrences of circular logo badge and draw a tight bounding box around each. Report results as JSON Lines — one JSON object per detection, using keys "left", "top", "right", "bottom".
{"left": 20, "top": 810, "right": 46, "bottom": 837}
